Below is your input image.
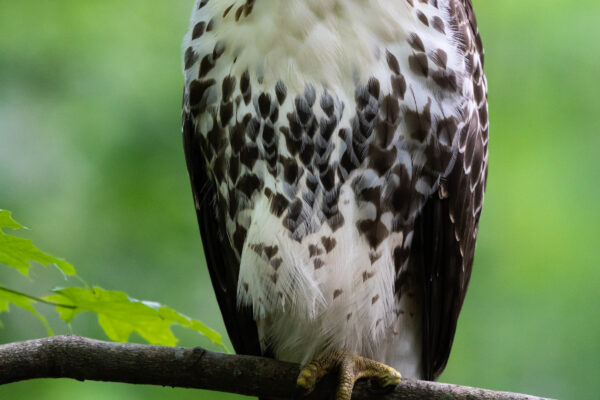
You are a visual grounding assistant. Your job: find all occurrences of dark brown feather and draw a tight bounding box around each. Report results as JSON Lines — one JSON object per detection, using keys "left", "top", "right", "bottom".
{"left": 416, "top": 142, "right": 486, "bottom": 380}
{"left": 462, "top": 0, "right": 485, "bottom": 66}
{"left": 182, "top": 106, "right": 262, "bottom": 357}
{"left": 416, "top": 0, "right": 488, "bottom": 381}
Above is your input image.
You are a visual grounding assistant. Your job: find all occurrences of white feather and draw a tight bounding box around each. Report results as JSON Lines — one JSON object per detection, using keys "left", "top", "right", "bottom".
{"left": 183, "top": 0, "right": 476, "bottom": 379}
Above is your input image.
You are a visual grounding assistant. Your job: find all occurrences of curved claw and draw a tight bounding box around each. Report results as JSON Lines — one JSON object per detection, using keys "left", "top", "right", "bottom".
{"left": 293, "top": 351, "right": 401, "bottom": 400}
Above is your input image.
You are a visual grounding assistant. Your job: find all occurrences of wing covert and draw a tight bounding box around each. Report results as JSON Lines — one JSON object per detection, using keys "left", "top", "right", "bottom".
{"left": 182, "top": 106, "right": 262, "bottom": 357}
{"left": 416, "top": 0, "right": 488, "bottom": 380}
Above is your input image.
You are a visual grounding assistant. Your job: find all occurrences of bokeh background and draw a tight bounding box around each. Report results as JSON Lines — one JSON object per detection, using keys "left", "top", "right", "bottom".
{"left": 1, "top": 1, "right": 598, "bottom": 399}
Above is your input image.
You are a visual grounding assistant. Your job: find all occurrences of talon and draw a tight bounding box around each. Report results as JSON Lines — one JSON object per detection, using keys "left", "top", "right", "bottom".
{"left": 293, "top": 351, "right": 401, "bottom": 400}
{"left": 296, "top": 359, "right": 326, "bottom": 394}
{"left": 376, "top": 368, "right": 401, "bottom": 387}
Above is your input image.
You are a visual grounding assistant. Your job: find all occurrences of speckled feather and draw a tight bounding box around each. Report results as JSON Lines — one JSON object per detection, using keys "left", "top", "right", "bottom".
{"left": 182, "top": 0, "right": 487, "bottom": 380}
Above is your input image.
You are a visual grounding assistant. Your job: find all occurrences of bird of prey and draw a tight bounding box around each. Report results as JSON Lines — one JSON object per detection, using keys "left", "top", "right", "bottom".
{"left": 182, "top": 0, "right": 487, "bottom": 398}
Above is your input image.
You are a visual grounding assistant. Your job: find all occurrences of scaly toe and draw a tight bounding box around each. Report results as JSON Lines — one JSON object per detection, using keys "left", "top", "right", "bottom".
{"left": 375, "top": 368, "right": 401, "bottom": 387}
{"left": 354, "top": 355, "right": 402, "bottom": 389}
{"left": 295, "top": 357, "right": 332, "bottom": 396}
{"left": 293, "top": 352, "right": 401, "bottom": 400}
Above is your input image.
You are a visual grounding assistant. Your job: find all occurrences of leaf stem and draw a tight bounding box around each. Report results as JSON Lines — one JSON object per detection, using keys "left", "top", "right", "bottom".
{"left": 0, "top": 286, "right": 76, "bottom": 309}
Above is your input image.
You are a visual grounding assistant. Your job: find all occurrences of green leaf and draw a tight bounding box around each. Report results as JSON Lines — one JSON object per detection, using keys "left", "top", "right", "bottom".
{"left": 46, "top": 286, "right": 225, "bottom": 349}
{"left": 0, "top": 286, "right": 53, "bottom": 335}
{"left": 0, "top": 210, "right": 76, "bottom": 276}
{"left": 0, "top": 210, "right": 23, "bottom": 230}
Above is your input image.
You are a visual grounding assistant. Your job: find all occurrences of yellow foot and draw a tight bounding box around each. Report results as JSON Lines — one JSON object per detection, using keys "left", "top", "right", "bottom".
{"left": 294, "top": 351, "right": 401, "bottom": 400}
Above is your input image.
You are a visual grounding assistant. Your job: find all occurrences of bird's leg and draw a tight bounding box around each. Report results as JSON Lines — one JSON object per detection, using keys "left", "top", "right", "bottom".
{"left": 295, "top": 350, "right": 401, "bottom": 400}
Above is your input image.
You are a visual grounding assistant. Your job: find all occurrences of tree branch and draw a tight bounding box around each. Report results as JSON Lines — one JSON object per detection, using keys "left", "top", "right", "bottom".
{"left": 0, "top": 335, "right": 551, "bottom": 400}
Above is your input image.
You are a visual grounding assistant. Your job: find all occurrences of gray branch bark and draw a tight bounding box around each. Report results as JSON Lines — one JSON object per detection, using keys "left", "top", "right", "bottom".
{"left": 0, "top": 335, "right": 551, "bottom": 400}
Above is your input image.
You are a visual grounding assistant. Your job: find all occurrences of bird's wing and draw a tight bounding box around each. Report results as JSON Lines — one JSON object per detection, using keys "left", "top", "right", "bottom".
{"left": 415, "top": 0, "right": 488, "bottom": 381}
{"left": 182, "top": 106, "right": 262, "bottom": 356}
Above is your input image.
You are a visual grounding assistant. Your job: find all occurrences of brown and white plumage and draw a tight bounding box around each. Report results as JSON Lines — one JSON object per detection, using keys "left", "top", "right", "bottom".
{"left": 182, "top": 0, "right": 487, "bottom": 381}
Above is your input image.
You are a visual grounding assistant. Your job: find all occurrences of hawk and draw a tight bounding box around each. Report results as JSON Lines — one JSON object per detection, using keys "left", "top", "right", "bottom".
{"left": 182, "top": 0, "right": 487, "bottom": 398}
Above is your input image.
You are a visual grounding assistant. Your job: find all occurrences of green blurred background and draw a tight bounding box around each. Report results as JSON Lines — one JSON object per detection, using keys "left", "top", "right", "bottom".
{"left": 1, "top": 1, "right": 598, "bottom": 399}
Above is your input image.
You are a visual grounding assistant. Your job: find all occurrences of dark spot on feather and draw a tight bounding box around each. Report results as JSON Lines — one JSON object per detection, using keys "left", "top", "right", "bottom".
{"left": 431, "top": 48, "right": 448, "bottom": 69}
{"left": 283, "top": 157, "right": 299, "bottom": 184}
{"left": 188, "top": 79, "right": 215, "bottom": 107}
{"left": 357, "top": 219, "right": 389, "bottom": 248}
{"left": 321, "top": 236, "right": 337, "bottom": 253}
{"left": 408, "top": 33, "right": 425, "bottom": 52}
{"left": 262, "top": 123, "right": 275, "bottom": 143}
{"left": 391, "top": 74, "right": 407, "bottom": 99}
{"left": 263, "top": 245, "right": 278, "bottom": 259}
{"left": 320, "top": 91, "right": 334, "bottom": 117}
{"left": 295, "top": 96, "right": 312, "bottom": 125}
{"left": 258, "top": 93, "right": 271, "bottom": 118}
{"left": 432, "top": 70, "right": 458, "bottom": 92}
{"left": 313, "top": 258, "right": 324, "bottom": 269}
{"left": 386, "top": 50, "right": 401, "bottom": 74}
{"left": 304, "top": 85, "right": 316, "bottom": 107}
{"left": 222, "top": 75, "right": 236, "bottom": 101}
{"left": 240, "top": 143, "right": 259, "bottom": 169}
{"left": 363, "top": 270, "right": 376, "bottom": 281}
{"left": 236, "top": 173, "right": 261, "bottom": 197}
{"left": 270, "top": 257, "right": 282, "bottom": 270}
{"left": 416, "top": 10, "right": 429, "bottom": 26}
{"left": 357, "top": 186, "right": 380, "bottom": 206}
{"left": 409, "top": 53, "right": 429, "bottom": 77}
{"left": 270, "top": 193, "right": 289, "bottom": 217}
{"left": 369, "top": 252, "right": 381, "bottom": 264}
{"left": 283, "top": 198, "right": 302, "bottom": 228}
{"left": 235, "top": 6, "right": 244, "bottom": 21}
{"left": 223, "top": 4, "right": 234, "bottom": 17}
{"left": 199, "top": 54, "right": 215, "bottom": 78}
{"left": 269, "top": 107, "right": 279, "bottom": 123}
{"left": 244, "top": 0, "right": 255, "bottom": 17}
{"left": 219, "top": 102, "right": 233, "bottom": 125}
{"left": 368, "top": 144, "right": 397, "bottom": 176}
{"left": 319, "top": 167, "right": 335, "bottom": 191}
{"left": 309, "top": 244, "right": 323, "bottom": 257}
{"left": 275, "top": 81, "right": 287, "bottom": 104}
{"left": 184, "top": 47, "right": 198, "bottom": 70}
{"left": 299, "top": 141, "right": 314, "bottom": 165}
{"left": 431, "top": 16, "right": 445, "bottom": 34}
{"left": 368, "top": 78, "right": 380, "bottom": 98}
{"left": 213, "top": 41, "right": 225, "bottom": 59}
{"left": 192, "top": 22, "right": 206, "bottom": 39}
{"left": 405, "top": 101, "right": 432, "bottom": 142}
{"left": 240, "top": 70, "right": 251, "bottom": 104}
{"left": 230, "top": 118, "right": 247, "bottom": 153}
{"left": 328, "top": 212, "right": 345, "bottom": 232}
